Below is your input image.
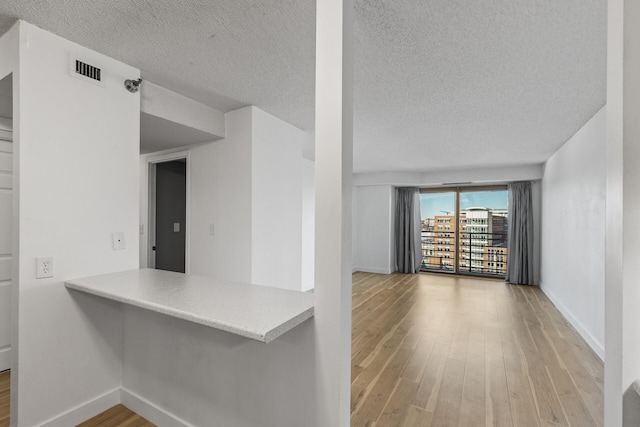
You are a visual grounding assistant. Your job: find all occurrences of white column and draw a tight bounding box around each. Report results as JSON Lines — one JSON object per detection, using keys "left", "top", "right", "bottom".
{"left": 314, "top": 0, "right": 353, "bottom": 425}
{"left": 606, "top": 1, "right": 640, "bottom": 426}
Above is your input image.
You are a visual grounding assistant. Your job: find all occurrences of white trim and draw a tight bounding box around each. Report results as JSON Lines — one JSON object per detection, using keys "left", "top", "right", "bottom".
{"left": 0, "top": 346, "right": 10, "bottom": 372}
{"left": 540, "top": 285, "right": 605, "bottom": 361}
{"left": 146, "top": 150, "right": 191, "bottom": 274}
{"left": 121, "top": 388, "right": 193, "bottom": 427}
{"left": 352, "top": 266, "right": 393, "bottom": 275}
{"left": 38, "top": 388, "right": 120, "bottom": 427}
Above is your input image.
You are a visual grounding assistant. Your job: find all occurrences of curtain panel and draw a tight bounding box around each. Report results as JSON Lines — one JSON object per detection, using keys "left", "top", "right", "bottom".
{"left": 506, "top": 181, "right": 534, "bottom": 285}
{"left": 395, "top": 187, "right": 422, "bottom": 273}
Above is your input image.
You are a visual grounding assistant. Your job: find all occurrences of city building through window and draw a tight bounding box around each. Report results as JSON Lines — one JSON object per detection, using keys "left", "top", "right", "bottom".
{"left": 419, "top": 187, "right": 508, "bottom": 277}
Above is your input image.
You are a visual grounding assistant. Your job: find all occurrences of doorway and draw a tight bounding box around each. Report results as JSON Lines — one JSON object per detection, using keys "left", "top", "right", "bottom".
{"left": 147, "top": 152, "right": 189, "bottom": 273}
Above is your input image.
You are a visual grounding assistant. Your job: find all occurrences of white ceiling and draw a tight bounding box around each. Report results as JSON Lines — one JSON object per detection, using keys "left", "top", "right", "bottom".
{"left": 0, "top": 0, "right": 606, "bottom": 173}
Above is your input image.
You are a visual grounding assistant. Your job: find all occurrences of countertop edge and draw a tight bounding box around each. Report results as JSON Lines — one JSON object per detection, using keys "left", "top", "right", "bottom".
{"left": 64, "top": 279, "right": 314, "bottom": 343}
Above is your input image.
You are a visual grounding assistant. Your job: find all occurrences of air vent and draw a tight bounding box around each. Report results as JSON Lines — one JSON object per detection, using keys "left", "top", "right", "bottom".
{"left": 75, "top": 60, "right": 101, "bottom": 82}
{"left": 68, "top": 54, "right": 105, "bottom": 87}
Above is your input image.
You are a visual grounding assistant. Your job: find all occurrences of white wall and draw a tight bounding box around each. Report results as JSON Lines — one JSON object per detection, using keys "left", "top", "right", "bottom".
{"left": 141, "top": 81, "right": 225, "bottom": 139}
{"left": 353, "top": 174, "right": 541, "bottom": 279}
{"left": 352, "top": 185, "right": 394, "bottom": 274}
{"left": 252, "top": 107, "right": 304, "bottom": 291}
{"left": 301, "top": 158, "right": 315, "bottom": 291}
{"left": 141, "top": 106, "right": 310, "bottom": 291}
{"left": 121, "top": 306, "right": 316, "bottom": 427}
{"left": 0, "top": 23, "right": 19, "bottom": 425}
{"left": 353, "top": 163, "right": 544, "bottom": 187}
{"left": 540, "top": 107, "right": 606, "bottom": 360}
{"left": 606, "top": 1, "right": 640, "bottom": 424}
{"left": 531, "top": 180, "right": 542, "bottom": 286}
{"left": 0, "top": 115, "right": 12, "bottom": 373}
{"left": 189, "top": 107, "right": 253, "bottom": 284}
{"left": 131, "top": 107, "right": 317, "bottom": 426}
{"left": 14, "top": 22, "right": 140, "bottom": 426}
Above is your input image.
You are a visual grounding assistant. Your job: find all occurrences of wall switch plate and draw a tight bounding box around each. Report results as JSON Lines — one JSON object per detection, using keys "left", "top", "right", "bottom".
{"left": 173, "top": 222, "right": 180, "bottom": 232}
{"left": 36, "top": 257, "right": 54, "bottom": 279}
{"left": 112, "top": 232, "right": 126, "bottom": 250}
{"left": 209, "top": 223, "right": 215, "bottom": 236}
{"left": 139, "top": 224, "right": 144, "bottom": 235}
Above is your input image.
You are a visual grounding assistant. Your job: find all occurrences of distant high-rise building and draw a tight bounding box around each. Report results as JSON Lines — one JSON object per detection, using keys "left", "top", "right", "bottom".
{"left": 422, "top": 206, "right": 508, "bottom": 275}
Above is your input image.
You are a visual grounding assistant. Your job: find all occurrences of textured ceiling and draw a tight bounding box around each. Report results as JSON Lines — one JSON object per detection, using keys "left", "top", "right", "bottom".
{"left": 0, "top": 0, "right": 606, "bottom": 173}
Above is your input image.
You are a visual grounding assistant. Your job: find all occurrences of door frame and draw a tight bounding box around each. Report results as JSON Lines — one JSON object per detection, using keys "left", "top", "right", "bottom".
{"left": 146, "top": 150, "right": 190, "bottom": 273}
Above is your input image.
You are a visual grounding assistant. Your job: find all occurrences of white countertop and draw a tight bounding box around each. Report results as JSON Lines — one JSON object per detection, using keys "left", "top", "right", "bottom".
{"left": 65, "top": 269, "right": 314, "bottom": 343}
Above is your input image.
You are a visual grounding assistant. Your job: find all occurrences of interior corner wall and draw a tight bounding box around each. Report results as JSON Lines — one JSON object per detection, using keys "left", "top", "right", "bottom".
{"left": 531, "top": 179, "right": 542, "bottom": 286}
{"left": 301, "top": 158, "right": 315, "bottom": 291}
{"left": 128, "top": 107, "right": 317, "bottom": 426}
{"left": 251, "top": 107, "right": 304, "bottom": 291}
{"left": 121, "top": 306, "right": 316, "bottom": 427}
{"left": 0, "top": 20, "right": 19, "bottom": 427}
{"left": 352, "top": 185, "right": 394, "bottom": 274}
{"left": 16, "top": 22, "right": 140, "bottom": 426}
{"left": 351, "top": 186, "right": 359, "bottom": 272}
{"left": 144, "top": 105, "right": 308, "bottom": 291}
{"left": 189, "top": 107, "right": 253, "bottom": 284}
{"left": 540, "top": 106, "right": 606, "bottom": 360}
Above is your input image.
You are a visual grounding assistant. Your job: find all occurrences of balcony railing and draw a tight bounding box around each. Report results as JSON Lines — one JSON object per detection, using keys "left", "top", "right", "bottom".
{"left": 420, "top": 230, "right": 508, "bottom": 277}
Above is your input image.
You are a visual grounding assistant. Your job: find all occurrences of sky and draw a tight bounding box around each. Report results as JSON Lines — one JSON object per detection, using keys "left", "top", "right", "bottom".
{"left": 420, "top": 190, "right": 508, "bottom": 220}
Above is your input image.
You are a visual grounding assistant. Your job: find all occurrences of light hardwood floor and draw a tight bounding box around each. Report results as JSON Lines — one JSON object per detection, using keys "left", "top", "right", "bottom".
{"left": 76, "top": 404, "right": 154, "bottom": 427}
{"left": 351, "top": 272, "right": 604, "bottom": 427}
{"left": 0, "top": 272, "right": 604, "bottom": 427}
{"left": 0, "top": 371, "right": 8, "bottom": 427}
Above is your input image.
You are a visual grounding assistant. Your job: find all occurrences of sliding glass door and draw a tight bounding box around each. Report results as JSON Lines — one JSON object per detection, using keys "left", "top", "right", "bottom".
{"left": 419, "top": 191, "right": 456, "bottom": 273}
{"left": 420, "top": 187, "right": 508, "bottom": 277}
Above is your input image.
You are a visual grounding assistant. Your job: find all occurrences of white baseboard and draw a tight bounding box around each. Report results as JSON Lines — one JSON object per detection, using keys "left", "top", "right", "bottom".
{"left": 36, "top": 387, "right": 192, "bottom": 427}
{"left": 540, "top": 285, "right": 605, "bottom": 361}
{"left": 39, "top": 388, "right": 120, "bottom": 427}
{"left": 352, "top": 266, "right": 392, "bottom": 274}
{"left": 0, "top": 346, "right": 10, "bottom": 372}
{"left": 121, "top": 388, "right": 193, "bottom": 427}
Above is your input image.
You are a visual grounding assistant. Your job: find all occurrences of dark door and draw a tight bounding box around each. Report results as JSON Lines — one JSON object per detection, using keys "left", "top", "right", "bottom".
{"left": 155, "top": 160, "right": 186, "bottom": 273}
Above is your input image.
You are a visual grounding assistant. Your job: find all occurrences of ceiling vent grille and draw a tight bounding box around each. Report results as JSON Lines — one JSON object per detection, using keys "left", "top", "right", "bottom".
{"left": 68, "top": 55, "right": 105, "bottom": 87}
{"left": 75, "top": 60, "right": 101, "bottom": 82}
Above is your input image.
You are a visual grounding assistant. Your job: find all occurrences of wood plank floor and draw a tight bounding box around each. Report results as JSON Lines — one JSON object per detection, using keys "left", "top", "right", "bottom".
{"left": 0, "top": 272, "right": 604, "bottom": 427}
{"left": 350, "top": 272, "right": 604, "bottom": 427}
{"left": 0, "top": 371, "right": 8, "bottom": 427}
{"left": 77, "top": 404, "right": 154, "bottom": 427}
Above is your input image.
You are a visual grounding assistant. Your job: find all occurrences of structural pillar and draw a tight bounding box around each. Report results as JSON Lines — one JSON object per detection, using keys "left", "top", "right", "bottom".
{"left": 314, "top": 0, "right": 354, "bottom": 425}
{"left": 606, "top": 1, "right": 640, "bottom": 425}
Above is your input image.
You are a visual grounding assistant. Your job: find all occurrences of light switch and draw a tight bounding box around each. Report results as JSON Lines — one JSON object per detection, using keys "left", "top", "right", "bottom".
{"left": 112, "top": 232, "right": 125, "bottom": 250}
{"left": 174, "top": 222, "right": 180, "bottom": 232}
{"left": 209, "top": 223, "right": 215, "bottom": 236}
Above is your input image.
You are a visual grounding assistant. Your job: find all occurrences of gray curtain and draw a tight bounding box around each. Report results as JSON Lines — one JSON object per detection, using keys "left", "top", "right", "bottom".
{"left": 395, "top": 187, "right": 422, "bottom": 273}
{"left": 506, "top": 181, "right": 534, "bottom": 285}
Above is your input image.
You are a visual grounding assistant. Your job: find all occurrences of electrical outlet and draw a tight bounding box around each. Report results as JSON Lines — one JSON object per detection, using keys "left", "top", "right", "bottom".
{"left": 36, "top": 257, "right": 54, "bottom": 279}
{"left": 112, "top": 232, "right": 126, "bottom": 250}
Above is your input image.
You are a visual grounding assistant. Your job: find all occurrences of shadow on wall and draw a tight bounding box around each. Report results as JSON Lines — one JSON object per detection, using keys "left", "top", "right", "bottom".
{"left": 624, "top": 380, "right": 640, "bottom": 426}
